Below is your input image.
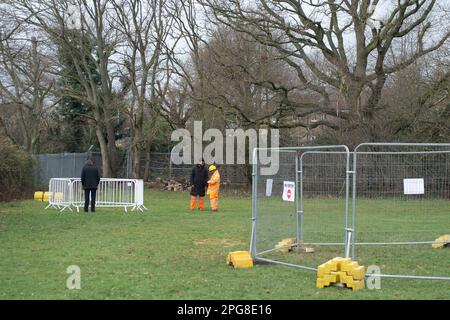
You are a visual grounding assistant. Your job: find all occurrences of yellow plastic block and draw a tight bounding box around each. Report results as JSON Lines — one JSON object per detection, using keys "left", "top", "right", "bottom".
{"left": 351, "top": 280, "right": 365, "bottom": 291}
{"left": 317, "top": 257, "right": 365, "bottom": 291}
{"left": 345, "top": 279, "right": 365, "bottom": 291}
{"left": 227, "top": 251, "right": 253, "bottom": 269}
{"left": 341, "top": 260, "right": 357, "bottom": 270}
{"left": 432, "top": 235, "right": 450, "bottom": 249}
{"left": 317, "top": 275, "right": 337, "bottom": 288}
{"left": 331, "top": 257, "right": 352, "bottom": 269}
{"left": 54, "top": 192, "right": 64, "bottom": 201}
{"left": 275, "top": 243, "right": 290, "bottom": 253}
{"left": 43, "top": 192, "right": 51, "bottom": 202}
{"left": 341, "top": 262, "right": 365, "bottom": 280}
{"left": 282, "top": 238, "right": 295, "bottom": 244}
{"left": 339, "top": 273, "right": 354, "bottom": 285}
{"left": 34, "top": 191, "right": 44, "bottom": 202}
{"left": 317, "top": 261, "right": 338, "bottom": 278}
{"left": 350, "top": 266, "right": 365, "bottom": 280}
{"left": 330, "top": 271, "right": 347, "bottom": 283}
{"left": 338, "top": 273, "right": 365, "bottom": 291}
{"left": 324, "top": 273, "right": 338, "bottom": 283}
{"left": 316, "top": 277, "right": 329, "bottom": 288}
{"left": 275, "top": 238, "right": 295, "bottom": 253}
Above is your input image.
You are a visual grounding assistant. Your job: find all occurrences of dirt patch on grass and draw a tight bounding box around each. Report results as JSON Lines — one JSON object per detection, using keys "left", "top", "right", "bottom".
{"left": 193, "top": 238, "right": 245, "bottom": 247}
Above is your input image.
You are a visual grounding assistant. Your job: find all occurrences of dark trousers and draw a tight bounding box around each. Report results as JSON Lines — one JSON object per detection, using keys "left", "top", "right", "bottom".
{"left": 84, "top": 188, "right": 97, "bottom": 212}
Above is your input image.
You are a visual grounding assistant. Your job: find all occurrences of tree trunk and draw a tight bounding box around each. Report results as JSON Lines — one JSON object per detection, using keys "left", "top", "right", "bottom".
{"left": 132, "top": 143, "right": 141, "bottom": 179}
{"left": 143, "top": 147, "right": 151, "bottom": 181}
{"left": 132, "top": 103, "right": 145, "bottom": 179}
{"left": 95, "top": 126, "right": 112, "bottom": 177}
{"left": 103, "top": 105, "right": 118, "bottom": 177}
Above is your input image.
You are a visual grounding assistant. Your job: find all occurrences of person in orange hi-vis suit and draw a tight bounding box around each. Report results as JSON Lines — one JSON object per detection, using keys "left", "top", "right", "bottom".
{"left": 207, "top": 165, "right": 220, "bottom": 212}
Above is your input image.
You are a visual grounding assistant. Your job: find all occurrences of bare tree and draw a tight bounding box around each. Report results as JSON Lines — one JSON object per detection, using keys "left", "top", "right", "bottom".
{"left": 196, "top": 0, "right": 450, "bottom": 140}
{"left": 10, "top": 0, "right": 124, "bottom": 176}
{"left": 0, "top": 36, "right": 54, "bottom": 153}
{"left": 383, "top": 60, "right": 450, "bottom": 141}
{"left": 191, "top": 27, "right": 309, "bottom": 129}
{"left": 111, "top": 0, "right": 174, "bottom": 178}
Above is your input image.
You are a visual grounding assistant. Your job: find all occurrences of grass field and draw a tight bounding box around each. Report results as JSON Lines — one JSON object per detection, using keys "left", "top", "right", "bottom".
{"left": 1, "top": 190, "right": 450, "bottom": 300}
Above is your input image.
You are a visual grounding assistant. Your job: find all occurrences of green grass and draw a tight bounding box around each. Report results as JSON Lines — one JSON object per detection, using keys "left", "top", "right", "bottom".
{"left": 0, "top": 190, "right": 449, "bottom": 299}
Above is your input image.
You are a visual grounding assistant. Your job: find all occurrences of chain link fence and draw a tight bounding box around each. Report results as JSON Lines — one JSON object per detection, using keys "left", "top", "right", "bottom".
{"left": 250, "top": 143, "right": 450, "bottom": 282}
{"left": 32, "top": 151, "right": 251, "bottom": 189}
{"left": 33, "top": 152, "right": 102, "bottom": 187}
{"left": 250, "top": 146, "right": 351, "bottom": 271}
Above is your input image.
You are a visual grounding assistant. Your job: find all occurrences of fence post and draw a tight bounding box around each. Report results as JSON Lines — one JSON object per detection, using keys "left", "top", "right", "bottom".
{"left": 169, "top": 154, "right": 172, "bottom": 180}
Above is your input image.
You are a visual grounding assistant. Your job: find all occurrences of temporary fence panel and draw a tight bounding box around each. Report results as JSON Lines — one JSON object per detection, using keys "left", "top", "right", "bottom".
{"left": 33, "top": 153, "right": 102, "bottom": 186}
{"left": 134, "top": 179, "right": 147, "bottom": 211}
{"left": 34, "top": 152, "right": 249, "bottom": 188}
{"left": 46, "top": 178, "right": 147, "bottom": 212}
{"left": 351, "top": 143, "right": 450, "bottom": 280}
{"left": 71, "top": 178, "right": 135, "bottom": 212}
{"left": 45, "top": 178, "right": 73, "bottom": 212}
{"left": 250, "top": 146, "right": 351, "bottom": 272}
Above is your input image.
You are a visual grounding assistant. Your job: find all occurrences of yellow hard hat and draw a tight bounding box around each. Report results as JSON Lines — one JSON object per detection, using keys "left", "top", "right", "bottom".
{"left": 209, "top": 165, "right": 217, "bottom": 172}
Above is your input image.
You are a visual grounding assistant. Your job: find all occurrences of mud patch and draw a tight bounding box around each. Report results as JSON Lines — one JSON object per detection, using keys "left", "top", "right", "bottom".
{"left": 194, "top": 238, "right": 245, "bottom": 247}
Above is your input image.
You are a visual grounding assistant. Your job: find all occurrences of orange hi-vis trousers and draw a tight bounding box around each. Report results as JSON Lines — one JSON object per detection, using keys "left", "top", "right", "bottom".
{"left": 209, "top": 192, "right": 218, "bottom": 211}
{"left": 207, "top": 171, "right": 220, "bottom": 211}
{"left": 190, "top": 195, "right": 204, "bottom": 210}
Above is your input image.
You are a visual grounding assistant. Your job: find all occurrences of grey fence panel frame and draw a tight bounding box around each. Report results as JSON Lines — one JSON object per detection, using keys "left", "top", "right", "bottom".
{"left": 249, "top": 143, "right": 450, "bottom": 282}
{"left": 352, "top": 142, "right": 450, "bottom": 281}
{"left": 33, "top": 152, "right": 103, "bottom": 185}
{"left": 249, "top": 145, "right": 351, "bottom": 272}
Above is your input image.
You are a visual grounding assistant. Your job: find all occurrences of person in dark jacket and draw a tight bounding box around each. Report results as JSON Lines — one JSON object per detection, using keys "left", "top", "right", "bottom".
{"left": 81, "top": 159, "right": 101, "bottom": 213}
{"left": 190, "top": 159, "right": 208, "bottom": 211}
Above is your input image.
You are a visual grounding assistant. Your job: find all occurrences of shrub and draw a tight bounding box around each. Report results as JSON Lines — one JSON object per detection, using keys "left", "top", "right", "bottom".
{"left": 0, "top": 137, "right": 34, "bottom": 201}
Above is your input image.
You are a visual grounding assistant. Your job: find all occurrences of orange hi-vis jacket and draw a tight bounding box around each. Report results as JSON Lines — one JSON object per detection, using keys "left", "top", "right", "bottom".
{"left": 207, "top": 170, "right": 220, "bottom": 195}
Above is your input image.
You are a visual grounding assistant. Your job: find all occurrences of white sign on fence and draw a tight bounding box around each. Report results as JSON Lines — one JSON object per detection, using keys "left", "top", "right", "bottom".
{"left": 282, "top": 181, "right": 295, "bottom": 202}
{"left": 265, "top": 179, "right": 273, "bottom": 197}
{"left": 403, "top": 178, "right": 425, "bottom": 195}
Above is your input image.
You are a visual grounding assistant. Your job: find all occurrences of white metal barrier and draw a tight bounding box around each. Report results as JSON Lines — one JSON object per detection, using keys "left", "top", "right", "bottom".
{"left": 45, "top": 178, "right": 147, "bottom": 212}
{"left": 45, "top": 178, "right": 73, "bottom": 212}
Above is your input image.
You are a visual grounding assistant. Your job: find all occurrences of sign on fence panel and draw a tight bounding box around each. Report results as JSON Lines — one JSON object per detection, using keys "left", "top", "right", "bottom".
{"left": 282, "top": 181, "right": 295, "bottom": 202}
{"left": 265, "top": 179, "right": 273, "bottom": 197}
{"left": 403, "top": 178, "right": 425, "bottom": 195}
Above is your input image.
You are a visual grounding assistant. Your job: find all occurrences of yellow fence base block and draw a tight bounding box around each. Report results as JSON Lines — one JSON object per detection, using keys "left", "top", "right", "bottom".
{"left": 432, "top": 235, "right": 450, "bottom": 249}
{"left": 275, "top": 243, "right": 290, "bottom": 253}
{"left": 281, "top": 238, "right": 295, "bottom": 245}
{"left": 34, "top": 191, "right": 44, "bottom": 202}
{"left": 316, "top": 277, "right": 329, "bottom": 289}
{"left": 316, "top": 257, "right": 365, "bottom": 291}
{"left": 55, "top": 192, "right": 64, "bottom": 201}
{"left": 227, "top": 251, "right": 253, "bottom": 269}
{"left": 275, "top": 238, "right": 295, "bottom": 253}
{"left": 345, "top": 279, "right": 365, "bottom": 291}
{"left": 330, "top": 271, "right": 347, "bottom": 283}
{"left": 43, "top": 192, "right": 51, "bottom": 202}
{"left": 317, "top": 261, "right": 338, "bottom": 278}
{"left": 341, "top": 261, "right": 366, "bottom": 281}
{"left": 331, "top": 257, "right": 352, "bottom": 269}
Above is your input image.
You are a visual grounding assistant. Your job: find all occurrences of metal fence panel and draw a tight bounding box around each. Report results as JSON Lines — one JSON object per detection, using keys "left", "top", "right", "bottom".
{"left": 45, "top": 178, "right": 73, "bottom": 211}
{"left": 33, "top": 152, "right": 250, "bottom": 188}
{"left": 250, "top": 146, "right": 351, "bottom": 272}
{"left": 46, "top": 178, "right": 146, "bottom": 212}
{"left": 352, "top": 143, "right": 450, "bottom": 280}
{"left": 33, "top": 153, "right": 102, "bottom": 185}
